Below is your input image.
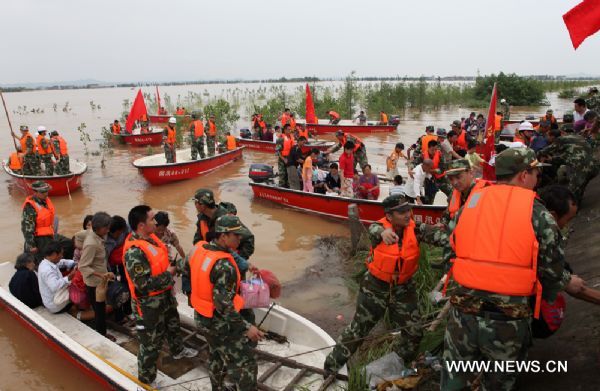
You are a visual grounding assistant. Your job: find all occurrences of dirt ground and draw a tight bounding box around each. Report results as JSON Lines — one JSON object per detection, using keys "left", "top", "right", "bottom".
{"left": 518, "top": 175, "right": 600, "bottom": 390}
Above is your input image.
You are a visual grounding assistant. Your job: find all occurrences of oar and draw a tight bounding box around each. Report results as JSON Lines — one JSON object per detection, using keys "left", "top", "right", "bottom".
{"left": 0, "top": 89, "right": 18, "bottom": 151}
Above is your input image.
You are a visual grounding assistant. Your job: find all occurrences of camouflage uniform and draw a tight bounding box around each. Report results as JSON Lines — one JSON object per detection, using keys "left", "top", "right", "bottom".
{"left": 539, "top": 134, "right": 597, "bottom": 203}
{"left": 51, "top": 137, "right": 70, "bottom": 175}
{"left": 330, "top": 134, "right": 368, "bottom": 171}
{"left": 275, "top": 134, "right": 288, "bottom": 187}
{"left": 441, "top": 150, "right": 570, "bottom": 391}
{"left": 124, "top": 233, "right": 185, "bottom": 385}
{"left": 189, "top": 121, "right": 206, "bottom": 160}
{"left": 586, "top": 90, "right": 600, "bottom": 113}
{"left": 21, "top": 132, "right": 41, "bottom": 176}
{"left": 163, "top": 126, "right": 176, "bottom": 163}
{"left": 501, "top": 101, "right": 511, "bottom": 120}
{"left": 22, "top": 195, "right": 54, "bottom": 263}
{"left": 38, "top": 136, "right": 54, "bottom": 176}
{"left": 324, "top": 196, "right": 448, "bottom": 373}
{"left": 183, "top": 236, "right": 257, "bottom": 390}
{"left": 207, "top": 120, "right": 217, "bottom": 157}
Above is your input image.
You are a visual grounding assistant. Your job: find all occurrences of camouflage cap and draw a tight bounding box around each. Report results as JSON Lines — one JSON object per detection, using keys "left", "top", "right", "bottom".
{"left": 31, "top": 180, "right": 51, "bottom": 193}
{"left": 20, "top": 125, "right": 29, "bottom": 131}
{"left": 560, "top": 122, "right": 574, "bottom": 132}
{"left": 436, "top": 128, "right": 447, "bottom": 138}
{"left": 494, "top": 148, "right": 550, "bottom": 177}
{"left": 450, "top": 120, "right": 461, "bottom": 128}
{"left": 445, "top": 159, "right": 471, "bottom": 176}
{"left": 193, "top": 188, "right": 215, "bottom": 205}
{"left": 214, "top": 215, "right": 244, "bottom": 234}
{"left": 425, "top": 125, "right": 435, "bottom": 133}
{"left": 382, "top": 194, "right": 412, "bottom": 213}
{"left": 562, "top": 113, "right": 574, "bottom": 123}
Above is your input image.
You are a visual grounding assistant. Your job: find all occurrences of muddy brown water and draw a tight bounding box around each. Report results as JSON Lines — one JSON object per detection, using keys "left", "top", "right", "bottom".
{"left": 0, "top": 84, "right": 572, "bottom": 389}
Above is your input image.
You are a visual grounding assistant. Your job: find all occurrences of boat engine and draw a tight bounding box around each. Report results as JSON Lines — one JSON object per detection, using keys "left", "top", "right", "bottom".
{"left": 249, "top": 163, "right": 275, "bottom": 183}
{"left": 239, "top": 128, "right": 252, "bottom": 139}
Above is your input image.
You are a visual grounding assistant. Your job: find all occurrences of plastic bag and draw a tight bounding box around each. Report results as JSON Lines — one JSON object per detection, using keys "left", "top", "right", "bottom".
{"left": 258, "top": 269, "right": 281, "bottom": 299}
{"left": 69, "top": 270, "right": 90, "bottom": 308}
{"left": 365, "top": 352, "right": 406, "bottom": 389}
{"left": 241, "top": 277, "right": 270, "bottom": 309}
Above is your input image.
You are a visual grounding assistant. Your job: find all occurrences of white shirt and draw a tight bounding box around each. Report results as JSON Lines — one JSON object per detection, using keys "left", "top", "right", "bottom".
{"left": 389, "top": 185, "right": 406, "bottom": 196}
{"left": 38, "top": 258, "right": 75, "bottom": 313}
{"left": 573, "top": 109, "right": 589, "bottom": 122}
{"left": 404, "top": 164, "right": 431, "bottom": 199}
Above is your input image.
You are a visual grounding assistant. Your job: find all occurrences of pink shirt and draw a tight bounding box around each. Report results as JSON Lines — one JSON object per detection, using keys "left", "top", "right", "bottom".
{"left": 339, "top": 152, "right": 354, "bottom": 178}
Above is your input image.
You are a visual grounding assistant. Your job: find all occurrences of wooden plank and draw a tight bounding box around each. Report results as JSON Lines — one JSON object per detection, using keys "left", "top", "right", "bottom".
{"left": 317, "top": 375, "right": 336, "bottom": 391}
{"left": 283, "top": 368, "right": 308, "bottom": 391}
{"left": 254, "top": 349, "right": 348, "bottom": 381}
{"left": 258, "top": 362, "right": 283, "bottom": 383}
{"left": 257, "top": 384, "right": 278, "bottom": 391}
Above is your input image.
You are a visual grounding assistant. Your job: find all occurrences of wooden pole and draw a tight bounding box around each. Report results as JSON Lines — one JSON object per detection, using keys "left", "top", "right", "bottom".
{"left": 0, "top": 89, "right": 19, "bottom": 151}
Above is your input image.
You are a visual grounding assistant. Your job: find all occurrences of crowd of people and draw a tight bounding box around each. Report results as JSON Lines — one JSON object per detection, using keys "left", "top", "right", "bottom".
{"left": 8, "top": 125, "right": 71, "bottom": 176}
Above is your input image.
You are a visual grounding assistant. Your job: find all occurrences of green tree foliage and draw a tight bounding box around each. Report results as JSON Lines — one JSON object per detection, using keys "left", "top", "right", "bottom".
{"left": 202, "top": 99, "right": 241, "bottom": 138}
{"left": 473, "top": 72, "right": 545, "bottom": 106}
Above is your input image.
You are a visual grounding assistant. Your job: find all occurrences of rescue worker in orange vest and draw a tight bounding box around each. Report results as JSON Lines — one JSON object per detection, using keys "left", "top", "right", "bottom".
{"left": 206, "top": 114, "right": 218, "bottom": 157}
{"left": 327, "top": 110, "right": 341, "bottom": 124}
{"left": 324, "top": 194, "right": 447, "bottom": 375}
{"left": 420, "top": 126, "right": 438, "bottom": 160}
{"left": 296, "top": 124, "right": 309, "bottom": 140}
{"left": 379, "top": 110, "right": 389, "bottom": 125}
{"left": 163, "top": 117, "right": 177, "bottom": 163}
{"left": 11, "top": 125, "right": 40, "bottom": 175}
{"left": 327, "top": 130, "right": 368, "bottom": 172}
{"left": 425, "top": 139, "right": 453, "bottom": 198}
{"left": 123, "top": 205, "right": 197, "bottom": 386}
{"left": 225, "top": 132, "right": 237, "bottom": 150}
{"left": 184, "top": 215, "right": 263, "bottom": 390}
{"left": 8, "top": 146, "right": 24, "bottom": 175}
{"left": 22, "top": 181, "right": 55, "bottom": 263}
{"left": 251, "top": 113, "right": 266, "bottom": 139}
{"left": 541, "top": 109, "right": 558, "bottom": 126}
{"left": 111, "top": 120, "right": 122, "bottom": 135}
{"left": 450, "top": 120, "right": 469, "bottom": 154}
{"left": 494, "top": 111, "right": 503, "bottom": 131}
{"left": 441, "top": 148, "right": 585, "bottom": 390}
{"left": 276, "top": 124, "right": 295, "bottom": 187}
{"left": 50, "top": 130, "right": 70, "bottom": 175}
{"left": 289, "top": 112, "right": 297, "bottom": 130}
{"left": 36, "top": 126, "right": 54, "bottom": 176}
{"left": 189, "top": 112, "right": 205, "bottom": 160}
{"left": 280, "top": 108, "right": 292, "bottom": 127}
{"left": 441, "top": 159, "right": 489, "bottom": 227}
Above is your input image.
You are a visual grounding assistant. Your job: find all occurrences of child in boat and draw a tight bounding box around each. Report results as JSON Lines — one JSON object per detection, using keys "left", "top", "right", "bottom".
{"left": 389, "top": 175, "right": 406, "bottom": 197}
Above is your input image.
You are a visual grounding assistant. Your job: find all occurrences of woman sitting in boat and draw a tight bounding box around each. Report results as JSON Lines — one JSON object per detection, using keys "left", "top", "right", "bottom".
{"left": 9, "top": 253, "right": 42, "bottom": 309}
{"left": 356, "top": 164, "right": 380, "bottom": 200}
{"left": 324, "top": 163, "right": 342, "bottom": 195}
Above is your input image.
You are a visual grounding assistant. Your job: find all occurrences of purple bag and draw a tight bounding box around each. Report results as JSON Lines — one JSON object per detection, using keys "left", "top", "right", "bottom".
{"left": 240, "top": 277, "right": 270, "bottom": 309}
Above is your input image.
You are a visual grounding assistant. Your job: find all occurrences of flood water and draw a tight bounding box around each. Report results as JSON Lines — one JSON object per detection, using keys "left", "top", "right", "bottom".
{"left": 0, "top": 82, "right": 573, "bottom": 390}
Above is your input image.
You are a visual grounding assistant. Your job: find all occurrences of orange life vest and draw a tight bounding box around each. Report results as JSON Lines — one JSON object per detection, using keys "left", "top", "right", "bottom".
{"left": 188, "top": 241, "right": 244, "bottom": 318}
{"left": 431, "top": 150, "right": 444, "bottom": 179}
{"left": 380, "top": 112, "right": 388, "bottom": 124}
{"left": 226, "top": 135, "right": 236, "bottom": 150}
{"left": 366, "top": 218, "right": 420, "bottom": 284}
{"left": 198, "top": 219, "right": 210, "bottom": 242}
{"left": 281, "top": 134, "right": 294, "bottom": 157}
{"left": 20, "top": 132, "right": 35, "bottom": 153}
{"left": 122, "top": 233, "right": 172, "bottom": 313}
{"left": 341, "top": 134, "right": 363, "bottom": 152}
{"left": 22, "top": 196, "right": 55, "bottom": 237}
{"left": 191, "top": 120, "right": 204, "bottom": 138}
{"left": 494, "top": 115, "right": 502, "bottom": 131}
{"left": 111, "top": 123, "right": 122, "bottom": 135}
{"left": 455, "top": 131, "right": 468, "bottom": 150}
{"left": 328, "top": 111, "right": 340, "bottom": 120}
{"left": 51, "top": 136, "right": 68, "bottom": 156}
{"left": 449, "top": 184, "right": 542, "bottom": 317}
{"left": 208, "top": 121, "right": 217, "bottom": 137}
{"left": 9, "top": 152, "right": 23, "bottom": 170}
{"left": 281, "top": 113, "right": 291, "bottom": 126}
{"left": 36, "top": 135, "right": 52, "bottom": 155}
{"left": 175, "top": 109, "right": 184, "bottom": 115}
{"left": 165, "top": 126, "right": 176, "bottom": 145}
{"left": 290, "top": 117, "right": 297, "bottom": 129}
{"left": 447, "top": 180, "right": 491, "bottom": 219}
{"left": 513, "top": 134, "right": 525, "bottom": 143}
{"left": 297, "top": 128, "right": 309, "bottom": 140}
{"left": 421, "top": 134, "right": 438, "bottom": 159}
{"left": 258, "top": 120, "right": 266, "bottom": 129}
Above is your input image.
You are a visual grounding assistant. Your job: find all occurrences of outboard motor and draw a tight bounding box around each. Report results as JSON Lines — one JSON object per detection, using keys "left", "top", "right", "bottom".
{"left": 239, "top": 128, "right": 252, "bottom": 139}
{"left": 249, "top": 163, "right": 275, "bottom": 183}
{"left": 389, "top": 115, "right": 401, "bottom": 126}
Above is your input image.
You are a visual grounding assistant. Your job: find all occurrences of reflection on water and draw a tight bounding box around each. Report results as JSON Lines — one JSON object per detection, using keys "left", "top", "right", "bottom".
{"left": 0, "top": 84, "right": 573, "bottom": 389}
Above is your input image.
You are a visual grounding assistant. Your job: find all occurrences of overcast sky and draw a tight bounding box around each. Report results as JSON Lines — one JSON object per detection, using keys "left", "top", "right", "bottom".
{"left": 1, "top": 0, "right": 598, "bottom": 84}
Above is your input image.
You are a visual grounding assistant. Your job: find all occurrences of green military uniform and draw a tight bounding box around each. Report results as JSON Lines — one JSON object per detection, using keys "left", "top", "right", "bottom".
{"left": 163, "top": 125, "right": 176, "bottom": 163}
{"left": 22, "top": 181, "right": 54, "bottom": 263}
{"left": 51, "top": 133, "right": 70, "bottom": 175}
{"left": 441, "top": 149, "right": 570, "bottom": 391}
{"left": 330, "top": 131, "right": 368, "bottom": 171}
{"left": 184, "top": 216, "right": 257, "bottom": 390}
{"left": 274, "top": 134, "right": 289, "bottom": 187}
{"left": 539, "top": 134, "right": 598, "bottom": 203}
{"left": 37, "top": 133, "right": 54, "bottom": 176}
{"left": 439, "top": 159, "right": 477, "bottom": 227}
{"left": 20, "top": 127, "right": 41, "bottom": 176}
{"left": 189, "top": 114, "right": 206, "bottom": 160}
{"left": 501, "top": 101, "right": 511, "bottom": 120}
{"left": 207, "top": 120, "right": 217, "bottom": 157}
{"left": 586, "top": 87, "right": 600, "bottom": 113}
{"left": 324, "top": 195, "right": 448, "bottom": 374}
{"left": 123, "top": 232, "right": 188, "bottom": 385}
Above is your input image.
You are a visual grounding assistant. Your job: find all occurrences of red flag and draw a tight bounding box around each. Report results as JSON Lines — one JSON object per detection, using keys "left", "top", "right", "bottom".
{"left": 563, "top": 0, "right": 600, "bottom": 49}
{"left": 482, "top": 83, "right": 498, "bottom": 181}
{"left": 305, "top": 84, "right": 317, "bottom": 124}
{"left": 155, "top": 85, "right": 162, "bottom": 114}
{"left": 125, "top": 89, "right": 148, "bottom": 133}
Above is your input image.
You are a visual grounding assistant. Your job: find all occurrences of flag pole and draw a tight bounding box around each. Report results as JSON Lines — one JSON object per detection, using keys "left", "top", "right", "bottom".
{"left": 0, "top": 89, "right": 19, "bottom": 151}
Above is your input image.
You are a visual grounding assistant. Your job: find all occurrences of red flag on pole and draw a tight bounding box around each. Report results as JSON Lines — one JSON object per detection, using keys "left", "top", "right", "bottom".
{"left": 125, "top": 89, "right": 148, "bottom": 133}
{"left": 482, "top": 83, "right": 498, "bottom": 181}
{"left": 563, "top": 0, "right": 600, "bottom": 49}
{"left": 305, "top": 84, "right": 317, "bottom": 124}
{"left": 155, "top": 85, "right": 162, "bottom": 114}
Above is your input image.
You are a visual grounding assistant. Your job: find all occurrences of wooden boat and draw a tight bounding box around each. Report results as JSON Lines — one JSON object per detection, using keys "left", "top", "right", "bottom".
{"left": 304, "top": 122, "right": 396, "bottom": 135}
{"left": 148, "top": 114, "right": 191, "bottom": 124}
{"left": 116, "top": 130, "right": 164, "bottom": 147}
{"left": 2, "top": 159, "right": 87, "bottom": 197}
{"left": 236, "top": 138, "right": 335, "bottom": 154}
{"left": 133, "top": 147, "right": 244, "bottom": 185}
{"left": 0, "top": 261, "right": 346, "bottom": 390}
{"left": 250, "top": 182, "right": 445, "bottom": 225}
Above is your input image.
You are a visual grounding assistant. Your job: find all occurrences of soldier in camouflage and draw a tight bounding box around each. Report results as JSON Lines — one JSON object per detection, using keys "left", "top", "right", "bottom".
{"left": 36, "top": 127, "right": 54, "bottom": 176}
{"left": 324, "top": 194, "right": 448, "bottom": 375}
{"left": 22, "top": 181, "right": 54, "bottom": 263}
{"left": 441, "top": 148, "right": 585, "bottom": 391}
{"left": 189, "top": 112, "right": 206, "bottom": 160}
{"left": 184, "top": 215, "right": 264, "bottom": 391}
{"left": 50, "top": 131, "right": 70, "bottom": 175}
{"left": 206, "top": 115, "right": 217, "bottom": 157}
{"left": 11, "top": 125, "right": 41, "bottom": 175}
{"left": 586, "top": 87, "right": 600, "bottom": 113}
{"left": 439, "top": 159, "right": 483, "bottom": 227}
{"left": 500, "top": 98, "right": 510, "bottom": 120}
{"left": 124, "top": 205, "right": 197, "bottom": 386}
{"left": 327, "top": 130, "right": 368, "bottom": 172}
{"left": 275, "top": 125, "right": 290, "bottom": 187}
